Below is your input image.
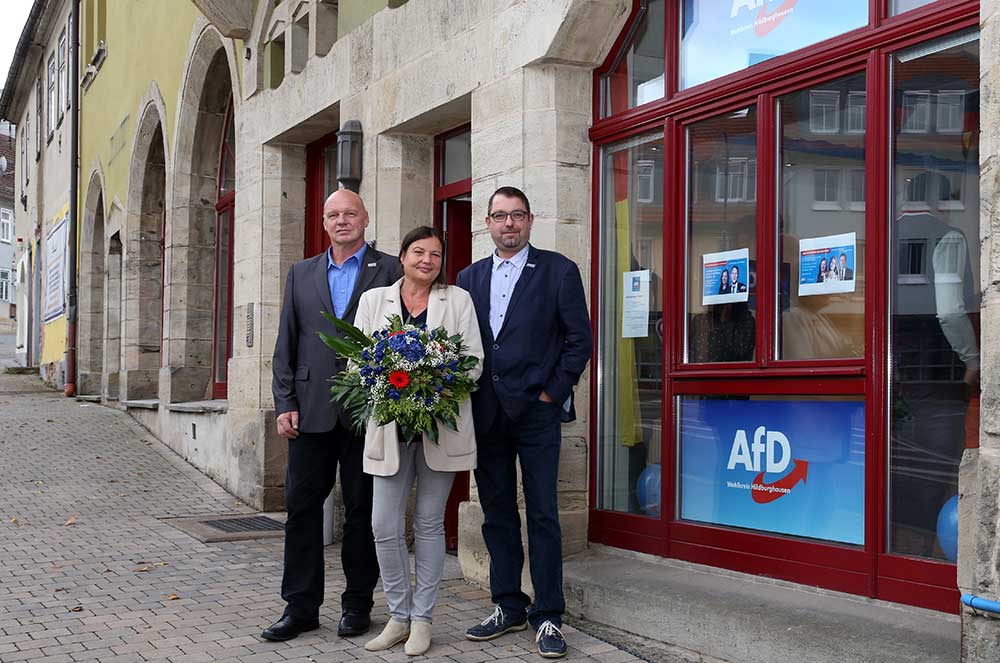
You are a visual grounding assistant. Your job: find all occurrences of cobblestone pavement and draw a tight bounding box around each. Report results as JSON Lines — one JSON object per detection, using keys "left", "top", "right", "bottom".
{"left": 0, "top": 372, "right": 638, "bottom": 663}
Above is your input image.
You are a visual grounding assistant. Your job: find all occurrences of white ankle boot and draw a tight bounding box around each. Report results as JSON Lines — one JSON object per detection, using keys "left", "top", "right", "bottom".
{"left": 364, "top": 619, "right": 410, "bottom": 651}
{"left": 405, "top": 621, "right": 432, "bottom": 656}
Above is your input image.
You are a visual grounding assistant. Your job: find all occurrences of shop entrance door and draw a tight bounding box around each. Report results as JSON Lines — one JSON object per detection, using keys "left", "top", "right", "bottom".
{"left": 435, "top": 125, "right": 472, "bottom": 550}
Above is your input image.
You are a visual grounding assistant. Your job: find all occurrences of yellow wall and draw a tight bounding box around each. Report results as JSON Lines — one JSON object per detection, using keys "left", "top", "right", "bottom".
{"left": 79, "top": 0, "right": 207, "bottom": 227}
{"left": 40, "top": 202, "right": 70, "bottom": 366}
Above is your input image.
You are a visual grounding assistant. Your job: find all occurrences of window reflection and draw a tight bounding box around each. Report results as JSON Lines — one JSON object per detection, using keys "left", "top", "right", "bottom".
{"left": 778, "top": 72, "right": 866, "bottom": 360}
{"left": 600, "top": 0, "right": 665, "bottom": 117}
{"left": 597, "top": 133, "right": 664, "bottom": 515}
{"left": 686, "top": 108, "right": 757, "bottom": 364}
{"left": 889, "top": 35, "right": 980, "bottom": 561}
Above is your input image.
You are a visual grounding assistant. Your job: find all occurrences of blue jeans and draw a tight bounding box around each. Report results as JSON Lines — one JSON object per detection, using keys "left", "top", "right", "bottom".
{"left": 474, "top": 399, "right": 564, "bottom": 628}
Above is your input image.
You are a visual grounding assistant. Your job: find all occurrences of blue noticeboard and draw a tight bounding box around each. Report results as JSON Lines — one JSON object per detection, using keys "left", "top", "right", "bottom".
{"left": 679, "top": 398, "right": 865, "bottom": 545}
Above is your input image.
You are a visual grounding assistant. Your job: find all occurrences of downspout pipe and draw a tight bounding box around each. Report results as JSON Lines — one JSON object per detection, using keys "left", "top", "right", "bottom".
{"left": 64, "top": 0, "right": 79, "bottom": 397}
{"left": 962, "top": 594, "right": 1000, "bottom": 616}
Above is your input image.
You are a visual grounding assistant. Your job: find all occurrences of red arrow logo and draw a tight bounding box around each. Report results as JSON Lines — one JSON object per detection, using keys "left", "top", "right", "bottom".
{"left": 751, "top": 459, "right": 808, "bottom": 503}
{"left": 754, "top": 0, "right": 799, "bottom": 37}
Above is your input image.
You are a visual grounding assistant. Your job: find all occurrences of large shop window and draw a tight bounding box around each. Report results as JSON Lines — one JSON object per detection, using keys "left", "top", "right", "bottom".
{"left": 685, "top": 108, "right": 757, "bottom": 364}
{"left": 889, "top": 34, "right": 980, "bottom": 561}
{"left": 597, "top": 132, "right": 664, "bottom": 515}
{"left": 592, "top": 0, "right": 980, "bottom": 613}
{"left": 777, "top": 73, "right": 866, "bottom": 360}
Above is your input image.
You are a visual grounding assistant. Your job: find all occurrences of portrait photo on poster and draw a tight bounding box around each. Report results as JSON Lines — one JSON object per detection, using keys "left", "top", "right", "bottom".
{"left": 798, "top": 232, "right": 856, "bottom": 297}
{"left": 702, "top": 248, "right": 750, "bottom": 305}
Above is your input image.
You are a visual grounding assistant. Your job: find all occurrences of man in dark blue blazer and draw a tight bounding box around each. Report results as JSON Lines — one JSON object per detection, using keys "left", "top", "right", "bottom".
{"left": 457, "top": 186, "right": 592, "bottom": 658}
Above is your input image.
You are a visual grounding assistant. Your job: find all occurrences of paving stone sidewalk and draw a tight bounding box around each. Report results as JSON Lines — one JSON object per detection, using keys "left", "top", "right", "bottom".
{"left": 0, "top": 373, "right": 638, "bottom": 663}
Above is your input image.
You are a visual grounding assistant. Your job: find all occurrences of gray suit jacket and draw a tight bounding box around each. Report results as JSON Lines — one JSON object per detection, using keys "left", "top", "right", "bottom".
{"left": 272, "top": 245, "right": 403, "bottom": 433}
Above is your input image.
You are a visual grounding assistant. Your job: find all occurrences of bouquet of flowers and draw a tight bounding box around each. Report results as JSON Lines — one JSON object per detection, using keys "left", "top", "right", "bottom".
{"left": 319, "top": 312, "right": 480, "bottom": 444}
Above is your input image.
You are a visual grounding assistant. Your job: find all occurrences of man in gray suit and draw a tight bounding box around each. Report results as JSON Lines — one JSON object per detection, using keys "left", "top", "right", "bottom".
{"left": 263, "top": 189, "right": 403, "bottom": 642}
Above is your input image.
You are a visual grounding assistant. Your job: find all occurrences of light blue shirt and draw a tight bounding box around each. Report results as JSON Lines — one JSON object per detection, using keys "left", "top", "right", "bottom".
{"left": 489, "top": 245, "right": 530, "bottom": 338}
{"left": 327, "top": 243, "right": 367, "bottom": 318}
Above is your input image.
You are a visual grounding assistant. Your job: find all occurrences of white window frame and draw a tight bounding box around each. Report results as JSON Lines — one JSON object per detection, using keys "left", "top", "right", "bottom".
{"left": 714, "top": 157, "right": 756, "bottom": 203}
{"left": 57, "top": 29, "right": 67, "bottom": 123}
{"left": 901, "top": 168, "right": 931, "bottom": 211}
{"left": 812, "top": 168, "right": 842, "bottom": 210}
{"left": 0, "top": 209, "right": 11, "bottom": 243}
{"left": 46, "top": 54, "right": 56, "bottom": 141}
{"left": 935, "top": 169, "right": 965, "bottom": 211}
{"left": 901, "top": 90, "right": 931, "bottom": 133}
{"left": 847, "top": 91, "right": 866, "bottom": 133}
{"left": 0, "top": 269, "right": 10, "bottom": 302}
{"left": 809, "top": 90, "right": 841, "bottom": 134}
{"left": 936, "top": 90, "right": 965, "bottom": 134}
{"left": 848, "top": 168, "right": 866, "bottom": 211}
{"left": 636, "top": 159, "right": 655, "bottom": 204}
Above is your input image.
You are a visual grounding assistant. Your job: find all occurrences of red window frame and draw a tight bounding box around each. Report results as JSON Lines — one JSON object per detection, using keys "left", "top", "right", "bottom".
{"left": 433, "top": 124, "right": 473, "bottom": 550}
{"left": 211, "top": 98, "right": 236, "bottom": 400}
{"left": 588, "top": 0, "right": 979, "bottom": 613}
{"left": 305, "top": 131, "right": 339, "bottom": 258}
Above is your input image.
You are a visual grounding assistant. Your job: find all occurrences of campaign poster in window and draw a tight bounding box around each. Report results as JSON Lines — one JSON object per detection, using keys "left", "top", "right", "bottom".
{"left": 679, "top": 397, "right": 865, "bottom": 545}
{"left": 702, "top": 248, "right": 750, "bottom": 305}
{"left": 798, "top": 232, "right": 857, "bottom": 296}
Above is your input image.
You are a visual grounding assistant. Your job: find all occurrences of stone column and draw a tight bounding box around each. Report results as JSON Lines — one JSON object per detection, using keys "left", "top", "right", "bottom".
{"left": 224, "top": 142, "right": 306, "bottom": 510}
{"left": 458, "top": 64, "right": 593, "bottom": 589}
{"left": 373, "top": 133, "right": 433, "bottom": 255}
{"left": 960, "top": 2, "right": 1000, "bottom": 658}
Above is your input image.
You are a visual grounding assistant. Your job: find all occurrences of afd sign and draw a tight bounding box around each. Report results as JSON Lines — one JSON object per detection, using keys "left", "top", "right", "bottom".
{"left": 680, "top": 398, "right": 865, "bottom": 545}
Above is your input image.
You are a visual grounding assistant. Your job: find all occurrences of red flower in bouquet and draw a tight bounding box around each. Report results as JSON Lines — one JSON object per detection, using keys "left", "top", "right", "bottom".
{"left": 389, "top": 370, "right": 411, "bottom": 389}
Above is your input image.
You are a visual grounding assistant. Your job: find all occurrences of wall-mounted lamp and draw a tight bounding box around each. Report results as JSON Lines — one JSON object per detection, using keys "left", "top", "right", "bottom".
{"left": 336, "top": 119, "right": 363, "bottom": 193}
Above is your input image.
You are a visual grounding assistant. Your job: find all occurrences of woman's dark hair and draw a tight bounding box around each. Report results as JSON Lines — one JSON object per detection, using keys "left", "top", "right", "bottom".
{"left": 399, "top": 225, "right": 448, "bottom": 287}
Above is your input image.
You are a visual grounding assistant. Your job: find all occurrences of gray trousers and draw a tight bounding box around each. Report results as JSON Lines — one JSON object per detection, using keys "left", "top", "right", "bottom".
{"left": 371, "top": 442, "right": 455, "bottom": 622}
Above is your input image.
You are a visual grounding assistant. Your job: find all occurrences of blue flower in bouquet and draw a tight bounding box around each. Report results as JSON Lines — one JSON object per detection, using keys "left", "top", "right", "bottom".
{"left": 388, "top": 388, "right": 401, "bottom": 401}
{"left": 388, "top": 331, "right": 426, "bottom": 363}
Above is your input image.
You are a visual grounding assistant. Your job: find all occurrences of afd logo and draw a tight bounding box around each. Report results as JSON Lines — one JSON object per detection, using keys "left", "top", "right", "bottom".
{"left": 726, "top": 426, "right": 809, "bottom": 503}
{"left": 730, "top": 0, "right": 799, "bottom": 37}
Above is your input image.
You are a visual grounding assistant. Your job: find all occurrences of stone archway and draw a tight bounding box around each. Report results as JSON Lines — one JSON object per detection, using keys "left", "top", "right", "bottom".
{"left": 164, "top": 25, "right": 238, "bottom": 403}
{"left": 121, "top": 102, "right": 168, "bottom": 400}
{"left": 78, "top": 170, "right": 106, "bottom": 396}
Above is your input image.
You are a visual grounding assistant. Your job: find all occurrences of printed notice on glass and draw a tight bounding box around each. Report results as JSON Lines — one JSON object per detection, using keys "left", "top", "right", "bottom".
{"left": 621, "top": 270, "right": 651, "bottom": 338}
{"left": 702, "top": 248, "right": 750, "bottom": 305}
{"left": 798, "top": 232, "right": 857, "bottom": 297}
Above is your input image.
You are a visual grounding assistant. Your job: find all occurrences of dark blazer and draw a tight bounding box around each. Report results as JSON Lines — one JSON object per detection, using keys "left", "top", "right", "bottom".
{"left": 456, "top": 244, "right": 593, "bottom": 433}
{"left": 272, "top": 245, "right": 403, "bottom": 433}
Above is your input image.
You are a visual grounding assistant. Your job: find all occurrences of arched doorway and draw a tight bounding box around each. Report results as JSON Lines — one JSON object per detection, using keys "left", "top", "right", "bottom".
{"left": 122, "top": 104, "right": 166, "bottom": 400}
{"left": 78, "top": 174, "right": 106, "bottom": 396}
{"left": 168, "top": 30, "right": 237, "bottom": 403}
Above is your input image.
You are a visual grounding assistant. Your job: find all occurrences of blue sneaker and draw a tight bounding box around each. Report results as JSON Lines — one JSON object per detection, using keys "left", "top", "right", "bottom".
{"left": 535, "top": 621, "right": 567, "bottom": 658}
{"left": 465, "top": 605, "right": 528, "bottom": 641}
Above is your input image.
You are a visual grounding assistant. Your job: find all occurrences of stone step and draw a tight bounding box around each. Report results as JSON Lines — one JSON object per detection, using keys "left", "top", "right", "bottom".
{"left": 564, "top": 545, "right": 959, "bottom": 663}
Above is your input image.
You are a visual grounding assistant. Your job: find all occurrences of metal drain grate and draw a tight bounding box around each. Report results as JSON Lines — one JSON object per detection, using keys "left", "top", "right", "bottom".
{"left": 202, "top": 516, "right": 285, "bottom": 533}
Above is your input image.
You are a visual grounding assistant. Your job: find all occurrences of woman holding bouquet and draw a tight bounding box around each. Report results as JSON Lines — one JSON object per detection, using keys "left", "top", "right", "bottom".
{"left": 354, "top": 226, "right": 484, "bottom": 656}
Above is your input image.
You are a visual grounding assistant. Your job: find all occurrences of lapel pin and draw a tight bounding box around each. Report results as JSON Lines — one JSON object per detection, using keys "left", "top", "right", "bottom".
{"left": 526, "top": 263, "right": 536, "bottom": 268}
{"left": 367, "top": 263, "right": 377, "bottom": 267}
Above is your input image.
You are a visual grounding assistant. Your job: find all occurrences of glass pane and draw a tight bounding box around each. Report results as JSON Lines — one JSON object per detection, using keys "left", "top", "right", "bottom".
{"left": 596, "top": 132, "right": 664, "bottom": 516}
{"left": 680, "top": 0, "right": 868, "bottom": 91}
{"left": 889, "top": 35, "right": 980, "bottom": 561}
{"left": 778, "top": 73, "right": 866, "bottom": 360}
{"left": 678, "top": 395, "right": 865, "bottom": 544}
{"left": 323, "top": 144, "right": 338, "bottom": 199}
{"left": 686, "top": 107, "right": 757, "bottom": 363}
{"left": 891, "top": 0, "right": 937, "bottom": 15}
{"left": 442, "top": 130, "right": 471, "bottom": 185}
{"left": 600, "top": 0, "right": 665, "bottom": 117}
{"left": 219, "top": 104, "right": 236, "bottom": 196}
{"left": 214, "top": 207, "right": 232, "bottom": 384}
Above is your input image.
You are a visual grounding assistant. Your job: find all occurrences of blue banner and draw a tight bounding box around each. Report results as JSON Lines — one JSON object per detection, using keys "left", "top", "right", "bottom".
{"left": 679, "top": 398, "right": 865, "bottom": 544}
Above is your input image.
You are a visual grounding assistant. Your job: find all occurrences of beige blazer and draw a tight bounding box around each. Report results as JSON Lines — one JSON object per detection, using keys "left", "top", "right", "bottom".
{"left": 354, "top": 280, "right": 484, "bottom": 477}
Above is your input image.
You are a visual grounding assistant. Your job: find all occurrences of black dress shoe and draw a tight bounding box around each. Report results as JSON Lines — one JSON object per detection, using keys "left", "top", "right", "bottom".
{"left": 337, "top": 609, "right": 371, "bottom": 637}
{"left": 261, "top": 613, "right": 320, "bottom": 641}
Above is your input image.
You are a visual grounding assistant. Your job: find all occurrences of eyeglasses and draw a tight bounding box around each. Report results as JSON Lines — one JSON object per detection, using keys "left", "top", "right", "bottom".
{"left": 489, "top": 210, "right": 529, "bottom": 223}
